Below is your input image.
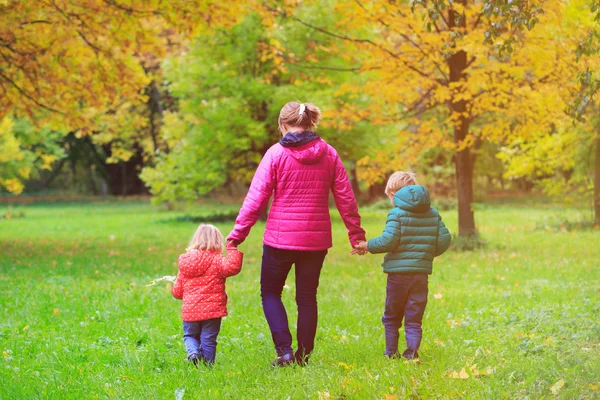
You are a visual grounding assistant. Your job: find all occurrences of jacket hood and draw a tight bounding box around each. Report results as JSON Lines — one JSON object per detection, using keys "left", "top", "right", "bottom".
{"left": 394, "top": 185, "right": 431, "bottom": 213}
{"left": 178, "top": 249, "right": 217, "bottom": 278}
{"left": 281, "top": 132, "right": 326, "bottom": 165}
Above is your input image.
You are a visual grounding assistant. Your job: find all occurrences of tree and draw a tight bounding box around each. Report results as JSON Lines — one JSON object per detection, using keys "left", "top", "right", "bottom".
{"left": 0, "top": 0, "right": 245, "bottom": 194}
{"left": 261, "top": 0, "right": 580, "bottom": 236}
{"left": 494, "top": 0, "right": 600, "bottom": 225}
{"left": 0, "top": 116, "right": 64, "bottom": 195}
{"left": 140, "top": 11, "right": 378, "bottom": 203}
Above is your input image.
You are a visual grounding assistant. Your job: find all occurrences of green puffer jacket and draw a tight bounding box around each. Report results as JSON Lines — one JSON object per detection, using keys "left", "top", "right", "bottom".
{"left": 367, "top": 185, "right": 451, "bottom": 274}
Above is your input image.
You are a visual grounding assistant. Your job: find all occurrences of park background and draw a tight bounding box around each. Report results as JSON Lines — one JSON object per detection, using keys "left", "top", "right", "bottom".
{"left": 1, "top": 0, "right": 599, "bottom": 398}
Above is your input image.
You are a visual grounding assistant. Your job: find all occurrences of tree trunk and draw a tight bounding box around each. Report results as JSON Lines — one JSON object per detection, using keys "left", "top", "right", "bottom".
{"left": 448, "top": 1, "right": 476, "bottom": 236}
{"left": 455, "top": 140, "right": 476, "bottom": 235}
{"left": 595, "top": 133, "right": 600, "bottom": 225}
{"left": 146, "top": 81, "right": 163, "bottom": 161}
{"left": 103, "top": 146, "right": 147, "bottom": 196}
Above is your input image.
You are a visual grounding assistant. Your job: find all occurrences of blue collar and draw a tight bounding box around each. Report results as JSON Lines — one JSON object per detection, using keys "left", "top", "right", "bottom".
{"left": 280, "top": 131, "right": 320, "bottom": 148}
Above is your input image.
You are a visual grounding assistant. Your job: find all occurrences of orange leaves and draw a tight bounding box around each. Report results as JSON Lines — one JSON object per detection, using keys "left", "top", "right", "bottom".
{"left": 0, "top": 0, "right": 245, "bottom": 131}
{"left": 448, "top": 363, "right": 495, "bottom": 379}
{"left": 338, "top": 362, "right": 353, "bottom": 371}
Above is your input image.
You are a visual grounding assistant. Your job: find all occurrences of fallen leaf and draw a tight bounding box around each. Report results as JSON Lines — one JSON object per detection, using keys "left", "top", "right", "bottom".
{"left": 434, "top": 338, "right": 446, "bottom": 347}
{"left": 433, "top": 293, "right": 443, "bottom": 299}
{"left": 383, "top": 395, "right": 398, "bottom": 400}
{"left": 590, "top": 382, "right": 599, "bottom": 391}
{"left": 318, "top": 391, "right": 331, "bottom": 400}
{"left": 550, "top": 379, "right": 565, "bottom": 395}
{"left": 339, "top": 362, "right": 353, "bottom": 371}
{"left": 22, "top": 325, "right": 29, "bottom": 331}
{"left": 450, "top": 368, "right": 469, "bottom": 379}
{"left": 53, "top": 308, "right": 60, "bottom": 316}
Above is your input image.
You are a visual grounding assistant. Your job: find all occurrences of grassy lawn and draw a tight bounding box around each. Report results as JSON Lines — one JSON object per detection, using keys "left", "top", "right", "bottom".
{"left": 1, "top": 200, "right": 599, "bottom": 399}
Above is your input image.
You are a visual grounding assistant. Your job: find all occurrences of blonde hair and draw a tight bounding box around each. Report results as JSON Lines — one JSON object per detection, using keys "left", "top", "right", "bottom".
{"left": 186, "top": 224, "right": 224, "bottom": 252}
{"left": 278, "top": 101, "right": 322, "bottom": 132}
{"left": 385, "top": 171, "right": 418, "bottom": 200}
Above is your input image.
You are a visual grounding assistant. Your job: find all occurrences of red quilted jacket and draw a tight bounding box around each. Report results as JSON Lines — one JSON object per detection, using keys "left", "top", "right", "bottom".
{"left": 172, "top": 245, "right": 243, "bottom": 322}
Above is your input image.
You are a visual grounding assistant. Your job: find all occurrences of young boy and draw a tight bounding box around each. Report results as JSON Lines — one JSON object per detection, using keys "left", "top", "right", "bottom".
{"left": 353, "top": 171, "right": 451, "bottom": 360}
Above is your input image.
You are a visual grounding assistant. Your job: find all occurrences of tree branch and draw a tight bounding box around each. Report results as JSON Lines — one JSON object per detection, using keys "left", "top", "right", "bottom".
{"left": 280, "top": 12, "right": 440, "bottom": 82}
{"left": 0, "top": 70, "right": 63, "bottom": 114}
{"left": 288, "top": 64, "right": 368, "bottom": 72}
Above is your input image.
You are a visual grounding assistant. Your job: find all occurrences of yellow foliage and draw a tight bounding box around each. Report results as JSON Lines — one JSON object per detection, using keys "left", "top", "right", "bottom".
{"left": 0, "top": 0, "right": 248, "bottom": 131}
{"left": 258, "top": 0, "right": 598, "bottom": 187}
{"left": 0, "top": 117, "right": 23, "bottom": 163}
{"left": 0, "top": 178, "right": 24, "bottom": 195}
{"left": 40, "top": 154, "right": 56, "bottom": 170}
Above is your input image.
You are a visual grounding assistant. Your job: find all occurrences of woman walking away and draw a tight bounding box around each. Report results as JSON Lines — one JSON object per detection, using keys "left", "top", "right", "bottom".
{"left": 227, "top": 101, "right": 366, "bottom": 367}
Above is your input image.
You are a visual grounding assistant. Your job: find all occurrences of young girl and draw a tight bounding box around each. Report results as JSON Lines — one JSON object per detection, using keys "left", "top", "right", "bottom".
{"left": 172, "top": 224, "right": 243, "bottom": 365}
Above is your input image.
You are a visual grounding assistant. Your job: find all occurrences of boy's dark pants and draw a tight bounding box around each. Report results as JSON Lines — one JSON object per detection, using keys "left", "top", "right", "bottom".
{"left": 382, "top": 273, "right": 429, "bottom": 356}
{"left": 183, "top": 318, "right": 222, "bottom": 364}
{"left": 260, "top": 244, "right": 327, "bottom": 360}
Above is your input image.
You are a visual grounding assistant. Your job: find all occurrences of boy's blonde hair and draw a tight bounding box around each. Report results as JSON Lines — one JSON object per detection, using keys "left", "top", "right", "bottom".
{"left": 187, "top": 224, "right": 224, "bottom": 252}
{"left": 385, "top": 171, "right": 418, "bottom": 200}
{"left": 278, "top": 101, "right": 322, "bottom": 132}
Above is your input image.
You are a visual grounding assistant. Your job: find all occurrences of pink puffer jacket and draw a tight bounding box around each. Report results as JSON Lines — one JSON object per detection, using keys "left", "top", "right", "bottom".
{"left": 227, "top": 135, "right": 365, "bottom": 251}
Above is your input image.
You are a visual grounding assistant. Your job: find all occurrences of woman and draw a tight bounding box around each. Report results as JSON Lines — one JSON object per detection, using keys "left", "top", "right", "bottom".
{"left": 227, "top": 101, "right": 365, "bottom": 366}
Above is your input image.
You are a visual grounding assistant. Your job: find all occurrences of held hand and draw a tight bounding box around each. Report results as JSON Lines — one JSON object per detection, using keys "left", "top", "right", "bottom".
{"left": 226, "top": 240, "right": 238, "bottom": 249}
{"left": 350, "top": 241, "right": 368, "bottom": 256}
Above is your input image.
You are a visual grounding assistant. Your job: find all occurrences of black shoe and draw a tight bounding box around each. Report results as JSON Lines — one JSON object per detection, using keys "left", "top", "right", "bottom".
{"left": 402, "top": 349, "right": 419, "bottom": 360}
{"left": 294, "top": 351, "right": 310, "bottom": 366}
{"left": 188, "top": 353, "right": 200, "bottom": 366}
{"left": 271, "top": 353, "right": 295, "bottom": 367}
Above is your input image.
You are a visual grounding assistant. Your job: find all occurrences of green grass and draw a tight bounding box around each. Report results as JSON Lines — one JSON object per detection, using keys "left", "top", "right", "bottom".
{"left": 1, "top": 200, "right": 599, "bottom": 399}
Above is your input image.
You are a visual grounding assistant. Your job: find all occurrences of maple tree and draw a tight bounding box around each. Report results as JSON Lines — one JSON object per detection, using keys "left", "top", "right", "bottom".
{"left": 0, "top": 0, "right": 245, "bottom": 194}
{"left": 260, "top": 0, "right": 596, "bottom": 236}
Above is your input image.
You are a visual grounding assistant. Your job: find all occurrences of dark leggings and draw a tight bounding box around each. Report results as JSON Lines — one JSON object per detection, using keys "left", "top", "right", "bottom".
{"left": 260, "top": 244, "right": 327, "bottom": 358}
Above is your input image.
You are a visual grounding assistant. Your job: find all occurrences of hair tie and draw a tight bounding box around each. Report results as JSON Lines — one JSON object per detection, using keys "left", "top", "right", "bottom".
{"left": 299, "top": 103, "right": 306, "bottom": 115}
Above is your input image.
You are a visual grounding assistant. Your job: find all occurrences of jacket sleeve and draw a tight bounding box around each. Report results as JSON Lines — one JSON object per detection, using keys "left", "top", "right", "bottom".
{"left": 330, "top": 154, "right": 366, "bottom": 246}
{"left": 219, "top": 245, "right": 243, "bottom": 278}
{"left": 172, "top": 254, "right": 187, "bottom": 299}
{"left": 435, "top": 215, "right": 451, "bottom": 256}
{"left": 367, "top": 209, "right": 401, "bottom": 254}
{"left": 172, "top": 274, "right": 184, "bottom": 299}
{"left": 227, "top": 148, "right": 275, "bottom": 244}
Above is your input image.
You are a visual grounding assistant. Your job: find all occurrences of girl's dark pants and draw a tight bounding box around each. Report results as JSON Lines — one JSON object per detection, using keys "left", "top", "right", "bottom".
{"left": 260, "top": 244, "right": 327, "bottom": 361}
{"left": 382, "top": 272, "right": 429, "bottom": 356}
{"left": 182, "top": 318, "right": 221, "bottom": 364}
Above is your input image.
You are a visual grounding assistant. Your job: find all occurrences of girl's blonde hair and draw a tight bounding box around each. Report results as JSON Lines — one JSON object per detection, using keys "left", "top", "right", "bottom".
{"left": 278, "top": 101, "right": 322, "bottom": 132}
{"left": 186, "top": 224, "right": 224, "bottom": 252}
{"left": 385, "top": 171, "right": 418, "bottom": 200}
